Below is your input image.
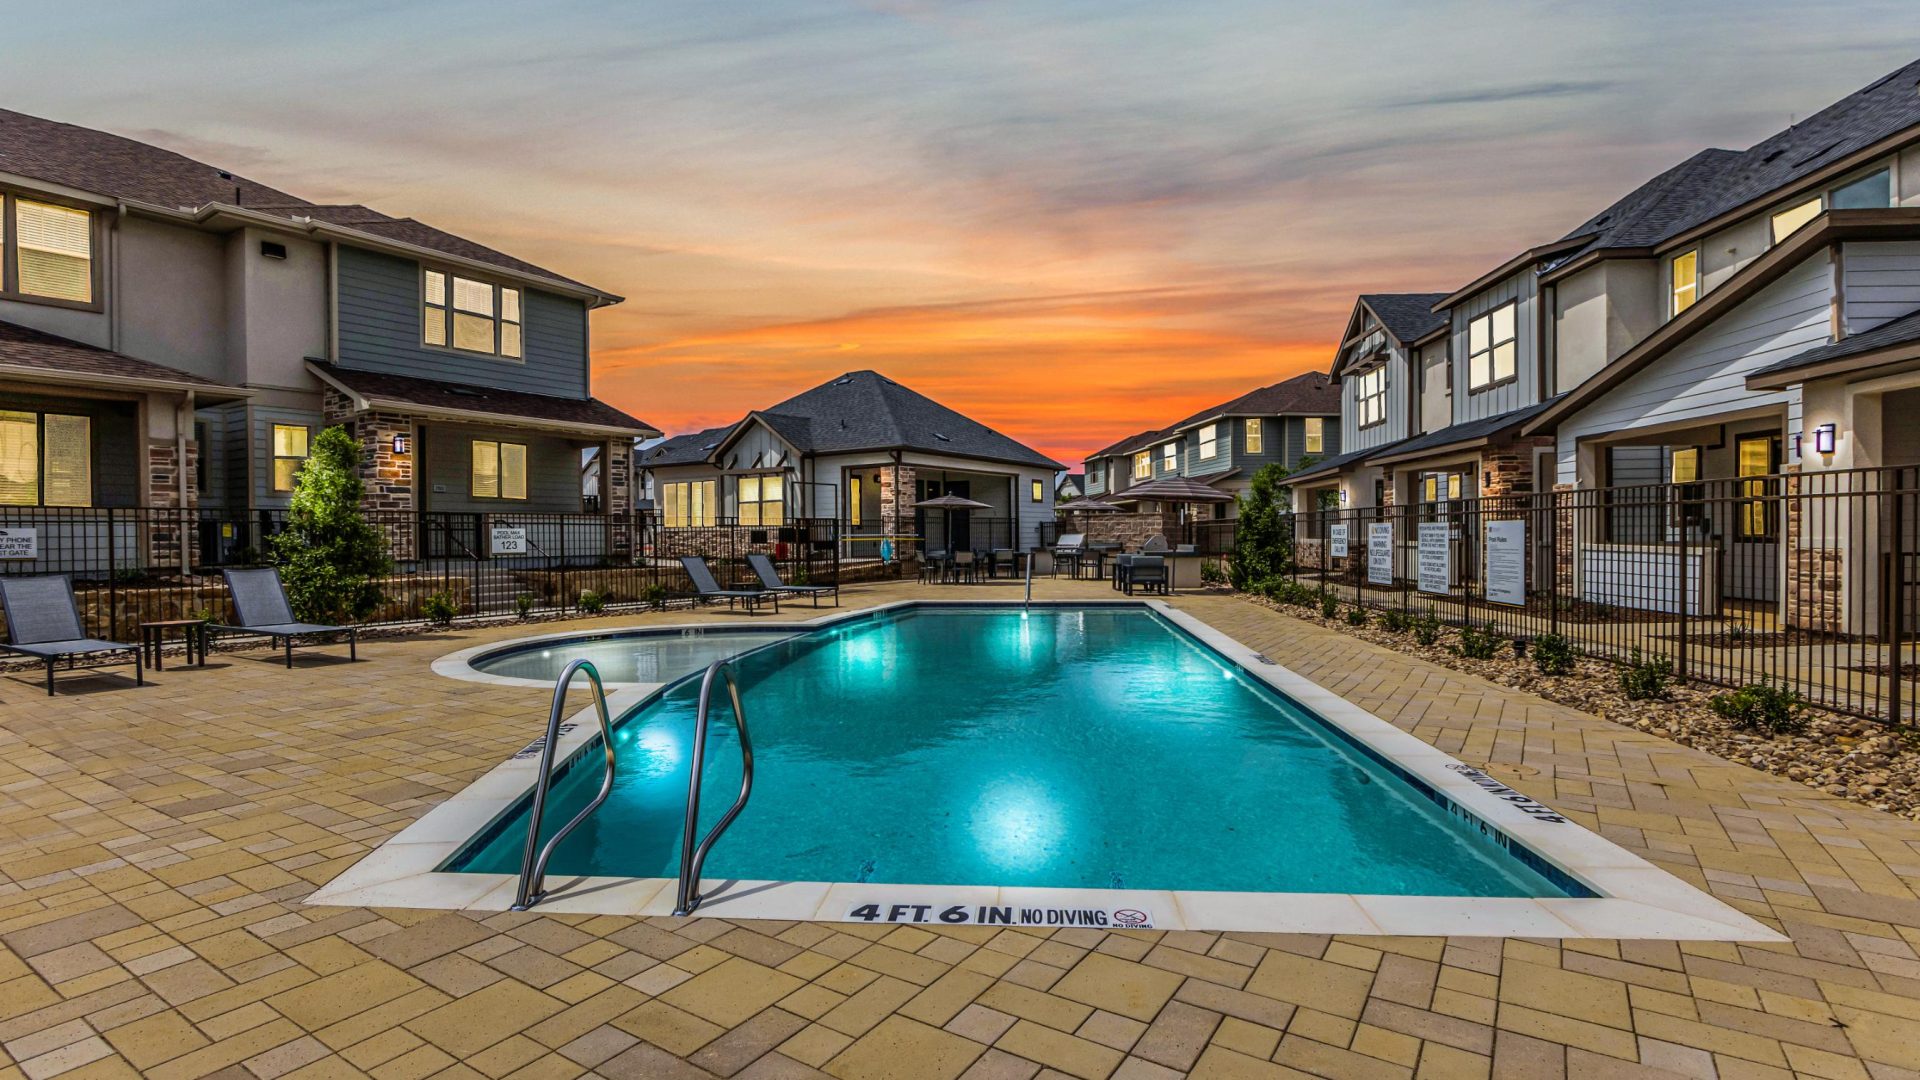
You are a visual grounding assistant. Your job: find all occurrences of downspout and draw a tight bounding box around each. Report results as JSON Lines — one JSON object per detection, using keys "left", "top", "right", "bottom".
{"left": 110, "top": 205, "right": 127, "bottom": 352}
{"left": 177, "top": 391, "right": 194, "bottom": 572}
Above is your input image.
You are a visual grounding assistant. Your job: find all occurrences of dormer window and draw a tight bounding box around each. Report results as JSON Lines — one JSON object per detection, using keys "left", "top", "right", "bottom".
{"left": 2, "top": 194, "right": 95, "bottom": 306}
{"left": 1669, "top": 249, "right": 1699, "bottom": 316}
{"left": 1354, "top": 366, "right": 1388, "bottom": 427}
{"left": 1466, "top": 302, "right": 1517, "bottom": 391}
{"left": 423, "top": 268, "right": 522, "bottom": 359}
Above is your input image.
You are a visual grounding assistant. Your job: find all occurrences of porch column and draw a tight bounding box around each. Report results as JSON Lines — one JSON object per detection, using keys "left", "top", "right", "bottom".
{"left": 603, "top": 438, "right": 634, "bottom": 559}
{"left": 325, "top": 388, "right": 415, "bottom": 559}
{"left": 880, "top": 462, "right": 917, "bottom": 559}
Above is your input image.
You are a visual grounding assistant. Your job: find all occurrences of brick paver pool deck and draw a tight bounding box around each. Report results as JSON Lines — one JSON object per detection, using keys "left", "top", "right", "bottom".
{"left": 3, "top": 578, "right": 1920, "bottom": 1080}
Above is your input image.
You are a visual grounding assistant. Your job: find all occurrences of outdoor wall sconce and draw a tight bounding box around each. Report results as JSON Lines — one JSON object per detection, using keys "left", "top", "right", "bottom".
{"left": 392, "top": 434, "right": 411, "bottom": 455}
{"left": 1814, "top": 424, "right": 1837, "bottom": 455}
{"left": 1791, "top": 431, "right": 1803, "bottom": 458}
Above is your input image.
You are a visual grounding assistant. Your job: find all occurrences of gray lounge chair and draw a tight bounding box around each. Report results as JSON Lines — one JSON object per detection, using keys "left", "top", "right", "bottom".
{"left": 747, "top": 553, "right": 837, "bottom": 607}
{"left": 1125, "top": 555, "right": 1169, "bottom": 595}
{"left": 0, "top": 574, "right": 143, "bottom": 695}
{"left": 680, "top": 556, "right": 779, "bottom": 614}
{"left": 208, "top": 568, "right": 358, "bottom": 668}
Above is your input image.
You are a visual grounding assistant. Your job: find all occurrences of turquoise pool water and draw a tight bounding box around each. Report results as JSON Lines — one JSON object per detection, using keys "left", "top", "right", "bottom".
{"left": 453, "top": 606, "right": 1576, "bottom": 897}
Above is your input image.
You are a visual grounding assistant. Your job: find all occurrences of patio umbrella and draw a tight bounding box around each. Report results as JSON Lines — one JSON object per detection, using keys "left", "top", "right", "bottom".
{"left": 1057, "top": 497, "right": 1125, "bottom": 512}
{"left": 912, "top": 494, "right": 993, "bottom": 553}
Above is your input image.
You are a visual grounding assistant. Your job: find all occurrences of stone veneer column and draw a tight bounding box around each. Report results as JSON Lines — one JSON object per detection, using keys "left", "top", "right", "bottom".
{"left": 880, "top": 463, "right": 917, "bottom": 559}
{"left": 1781, "top": 466, "right": 1844, "bottom": 633}
{"left": 605, "top": 439, "right": 634, "bottom": 559}
{"left": 145, "top": 438, "right": 198, "bottom": 569}
{"left": 324, "top": 388, "right": 416, "bottom": 560}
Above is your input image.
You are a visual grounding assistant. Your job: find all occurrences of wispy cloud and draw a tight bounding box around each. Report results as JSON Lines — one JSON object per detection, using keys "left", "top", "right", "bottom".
{"left": 1383, "top": 81, "right": 1619, "bottom": 109}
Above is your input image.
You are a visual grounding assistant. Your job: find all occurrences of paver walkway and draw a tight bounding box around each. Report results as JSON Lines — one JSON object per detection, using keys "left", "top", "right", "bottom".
{"left": 2, "top": 579, "right": 1920, "bottom": 1080}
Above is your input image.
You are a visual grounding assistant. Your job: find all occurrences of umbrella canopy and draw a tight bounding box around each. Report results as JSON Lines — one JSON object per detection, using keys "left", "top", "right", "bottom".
{"left": 913, "top": 493, "right": 994, "bottom": 510}
{"left": 1057, "top": 497, "right": 1125, "bottom": 512}
{"left": 1114, "top": 476, "right": 1236, "bottom": 503}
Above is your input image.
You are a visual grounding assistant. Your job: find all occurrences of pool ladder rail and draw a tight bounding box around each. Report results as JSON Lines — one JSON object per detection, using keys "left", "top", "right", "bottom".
{"left": 673, "top": 659, "right": 755, "bottom": 916}
{"left": 512, "top": 659, "right": 618, "bottom": 911}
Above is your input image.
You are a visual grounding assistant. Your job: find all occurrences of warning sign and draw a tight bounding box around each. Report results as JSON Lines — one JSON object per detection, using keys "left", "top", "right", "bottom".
{"left": 847, "top": 903, "right": 1153, "bottom": 929}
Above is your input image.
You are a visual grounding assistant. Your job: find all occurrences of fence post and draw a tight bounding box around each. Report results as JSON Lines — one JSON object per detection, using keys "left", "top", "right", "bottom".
{"left": 1672, "top": 485, "right": 1689, "bottom": 680}
{"left": 106, "top": 507, "right": 119, "bottom": 640}
{"left": 1890, "top": 482, "right": 1906, "bottom": 726}
{"left": 1548, "top": 492, "right": 1559, "bottom": 638}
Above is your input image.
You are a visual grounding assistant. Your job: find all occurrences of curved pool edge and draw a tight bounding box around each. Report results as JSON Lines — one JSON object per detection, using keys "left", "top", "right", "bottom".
{"left": 312, "top": 599, "right": 1786, "bottom": 941}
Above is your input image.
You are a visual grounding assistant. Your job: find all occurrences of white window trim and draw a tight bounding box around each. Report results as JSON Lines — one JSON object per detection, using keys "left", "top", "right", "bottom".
{"left": 422, "top": 266, "right": 525, "bottom": 361}
{"left": 1466, "top": 301, "right": 1518, "bottom": 392}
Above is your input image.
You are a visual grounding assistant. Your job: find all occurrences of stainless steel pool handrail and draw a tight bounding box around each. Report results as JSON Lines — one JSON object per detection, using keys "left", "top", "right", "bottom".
{"left": 673, "top": 659, "right": 754, "bottom": 916}
{"left": 511, "top": 659, "right": 617, "bottom": 911}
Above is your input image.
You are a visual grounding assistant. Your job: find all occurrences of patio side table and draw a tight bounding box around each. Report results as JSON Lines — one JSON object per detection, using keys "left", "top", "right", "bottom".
{"left": 140, "top": 619, "right": 207, "bottom": 670}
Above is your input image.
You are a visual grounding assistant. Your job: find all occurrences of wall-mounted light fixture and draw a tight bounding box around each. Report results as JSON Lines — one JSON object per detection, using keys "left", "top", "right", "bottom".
{"left": 1814, "top": 423, "right": 1837, "bottom": 455}
{"left": 392, "top": 433, "right": 411, "bottom": 455}
{"left": 1791, "top": 431, "right": 1803, "bottom": 458}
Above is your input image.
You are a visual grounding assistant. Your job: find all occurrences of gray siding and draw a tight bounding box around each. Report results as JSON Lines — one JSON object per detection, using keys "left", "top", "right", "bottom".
{"left": 1450, "top": 270, "right": 1539, "bottom": 423}
{"left": 420, "top": 422, "right": 587, "bottom": 514}
{"left": 248, "top": 406, "right": 325, "bottom": 508}
{"left": 1183, "top": 420, "right": 1234, "bottom": 476}
{"left": 335, "top": 245, "right": 590, "bottom": 398}
{"left": 1843, "top": 241, "right": 1920, "bottom": 332}
{"left": 1340, "top": 343, "right": 1411, "bottom": 451}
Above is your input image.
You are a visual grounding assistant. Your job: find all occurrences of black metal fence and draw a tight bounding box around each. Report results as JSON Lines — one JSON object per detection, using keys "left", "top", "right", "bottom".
{"left": 0, "top": 505, "right": 839, "bottom": 640}
{"left": 1271, "top": 465, "right": 1920, "bottom": 725}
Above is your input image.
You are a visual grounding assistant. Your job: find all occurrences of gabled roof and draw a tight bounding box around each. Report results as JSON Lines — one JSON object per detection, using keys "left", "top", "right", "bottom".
{"left": 1086, "top": 428, "right": 1165, "bottom": 461}
{"left": 642, "top": 425, "right": 735, "bottom": 467}
{"left": 1747, "top": 307, "right": 1920, "bottom": 389}
{"left": 308, "top": 363, "right": 657, "bottom": 438}
{"left": 0, "top": 320, "right": 244, "bottom": 398}
{"left": 1359, "top": 294, "right": 1450, "bottom": 345}
{"left": 0, "top": 109, "right": 611, "bottom": 298}
{"left": 1165, "top": 371, "right": 1340, "bottom": 433}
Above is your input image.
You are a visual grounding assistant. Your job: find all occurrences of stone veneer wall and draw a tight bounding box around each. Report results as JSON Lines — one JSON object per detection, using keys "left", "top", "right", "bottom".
{"left": 145, "top": 440, "right": 198, "bottom": 567}
{"left": 1782, "top": 469, "right": 1846, "bottom": 634}
{"left": 879, "top": 464, "right": 917, "bottom": 558}
{"left": 324, "top": 388, "right": 417, "bottom": 560}
{"left": 1057, "top": 510, "right": 1177, "bottom": 551}
{"left": 605, "top": 439, "right": 634, "bottom": 558}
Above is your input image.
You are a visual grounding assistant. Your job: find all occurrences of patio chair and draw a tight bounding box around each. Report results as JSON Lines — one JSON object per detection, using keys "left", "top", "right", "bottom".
{"left": 680, "top": 556, "right": 780, "bottom": 614}
{"left": 991, "top": 549, "right": 1017, "bottom": 578}
{"left": 1125, "top": 555, "right": 1169, "bottom": 596}
{"left": 209, "top": 568, "right": 358, "bottom": 668}
{"left": 950, "top": 550, "right": 979, "bottom": 584}
{"left": 919, "top": 550, "right": 949, "bottom": 585}
{"left": 747, "top": 553, "right": 838, "bottom": 607}
{"left": 0, "top": 574, "right": 143, "bottom": 695}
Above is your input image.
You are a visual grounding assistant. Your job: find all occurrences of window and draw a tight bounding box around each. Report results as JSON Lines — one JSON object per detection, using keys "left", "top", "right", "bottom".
{"left": 1770, "top": 196, "right": 1822, "bottom": 243}
{"left": 0, "top": 410, "right": 91, "bottom": 506}
{"left": 1198, "top": 423, "right": 1218, "bottom": 459}
{"left": 1669, "top": 250, "right": 1699, "bottom": 316}
{"left": 1161, "top": 443, "right": 1178, "bottom": 471}
{"left": 271, "top": 424, "right": 309, "bottom": 493}
{"left": 1467, "top": 302, "right": 1517, "bottom": 390}
{"left": 1831, "top": 168, "right": 1891, "bottom": 210}
{"left": 422, "top": 269, "right": 522, "bottom": 357}
{"left": 1304, "top": 417, "right": 1324, "bottom": 454}
{"left": 1355, "top": 366, "right": 1387, "bottom": 427}
{"left": 848, "top": 476, "right": 862, "bottom": 526}
{"left": 1031, "top": 479, "right": 1044, "bottom": 502}
{"left": 470, "top": 440, "right": 528, "bottom": 500}
{"left": 1132, "top": 451, "right": 1150, "bottom": 479}
{"left": 1245, "top": 418, "right": 1263, "bottom": 454}
{"left": 1670, "top": 447, "right": 1700, "bottom": 484}
{"left": 662, "top": 479, "right": 717, "bottom": 527}
{"left": 739, "top": 474, "right": 784, "bottom": 526}
{"left": 3, "top": 195, "right": 95, "bottom": 304}
{"left": 1736, "top": 434, "right": 1779, "bottom": 540}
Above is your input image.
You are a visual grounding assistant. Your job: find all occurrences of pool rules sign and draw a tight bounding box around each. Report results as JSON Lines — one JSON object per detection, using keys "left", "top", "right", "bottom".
{"left": 847, "top": 902, "right": 1153, "bottom": 930}
{"left": 1417, "top": 523, "right": 1450, "bottom": 594}
{"left": 1484, "top": 519, "right": 1526, "bottom": 606}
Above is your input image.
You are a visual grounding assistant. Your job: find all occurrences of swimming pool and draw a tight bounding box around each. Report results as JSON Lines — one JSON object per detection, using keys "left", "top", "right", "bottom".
{"left": 466, "top": 628, "right": 798, "bottom": 685}
{"left": 449, "top": 605, "right": 1579, "bottom": 898}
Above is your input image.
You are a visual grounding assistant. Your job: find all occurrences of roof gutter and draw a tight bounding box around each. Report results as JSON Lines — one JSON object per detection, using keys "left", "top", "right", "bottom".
{"left": 0, "top": 364, "right": 251, "bottom": 401}
{"left": 304, "top": 363, "right": 655, "bottom": 439}
{"left": 1746, "top": 340, "right": 1920, "bottom": 390}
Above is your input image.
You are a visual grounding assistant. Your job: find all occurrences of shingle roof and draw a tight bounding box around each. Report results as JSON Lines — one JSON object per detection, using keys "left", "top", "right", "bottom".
{"left": 1370, "top": 397, "right": 1562, "bottom": 463}
{"left": 642, "top": 426, "right": 735, "bottom": 467}
{"left": 732, "top": 371, "right": 1061, "bottom": 470}
{"left": 1166, "top": 371, "right": 1341, "bottom": 432}
{"left": 0, "top": 109, "right": 603, "bottom": 295}
{"left": 311, "top": 363, "right": 656, "bottom": 435}
{"left": 0, "top": 319, "right": 231, "bottom": 391}
{"left": 1086, "top": 428, "right": 1166, "bottom": 461}
{"left": 1749, "top": 308, "right": 1920, "bottom": 381}
{"left": 1360, "top": 294, "right": 1451, "bottom": 344}
{"left": 1556, "top": 58, "right": 1920, "bottom": 260}
{"left": 1277, "top": 445, "right": 1387, "bottom": 485}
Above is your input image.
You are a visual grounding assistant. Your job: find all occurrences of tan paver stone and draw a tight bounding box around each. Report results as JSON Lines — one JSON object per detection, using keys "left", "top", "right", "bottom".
{"left": 824, "top": 1015, "right": 984, "bottom": 1080}
{"left": 1047, "top": 954, "right": 1183, "bottom": 1025}
{"left": 99, "top": 1010, "right": 207, "bottom": 1069}
{"left": 663, "top": 957, "right": 807, "bottom": 1028}
{"left": 1209, "top": 1018, "right": 1281, "bottom": 1060}
{"left": 992, "top": 1020, "right": 1122, "bottom": 1080}
{"left": 404, "top": 981, "right": 563, "bottom": 1058}
{"left": 1129, "top": 1001, "right": 1220, "bottom": 1072}
{"left": 610, "top": 1000, "right": 724, "bottom": 1057}
{"left": 1185, "top": 1045, "right": 1313, "bottom": 1079}
{"left": 1246, "top": 949, "right": 1374, "bottom": 1019}
{"left": 975, "top": 985, "right": 1093, "bottom": 1034}
{"left": 268, "top": 962, "right": 424, "bottom": 1031}
{"left": 1496, "top": 962, "right": 1630, "bottom": 1032}
{"left": 780, "top": 1024, "right": 855, "bottom": 1068}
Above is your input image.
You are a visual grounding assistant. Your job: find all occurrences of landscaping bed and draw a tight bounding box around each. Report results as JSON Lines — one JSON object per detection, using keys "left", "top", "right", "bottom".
{"left": 1236, "top": 587, "right": 1920, "bottom": 822}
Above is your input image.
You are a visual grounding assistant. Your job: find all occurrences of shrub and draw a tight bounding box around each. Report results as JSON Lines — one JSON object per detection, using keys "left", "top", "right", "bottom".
{"left": 1532, "top": 633, "right": 1577, "bottom": 676}
{"left": 271, "top": 425, "right": 392, "bottom": 623}
{"left": 1412, "top": 612, "right": 1440, "bottom": 647}
{"left": 1379, "top": 609, "right": 1411, "bottom": 633}
{"left": 1345, "top": 606, "right": 1368, "bottom": 627}
{"left": 1199, "top": 560, "right": 1226, "bottom": 586}
{"left": 422, "top": 590, "right": 459, "bottom": 627}
{"left": 1231, "top": 462, "right": 1297, "bottom": 589}
{"left": 1710, "top": 684, "right": 1809, "bottom": 735}
{"left": 1618, "top": 649, "right": 1673, "bottom": 700}
{"left": 642, "top": 583, "right": 668, "bottom": 609}
{"left": 514, "top": 593, "right": 536, "bottom": 620}
{"left": 1455, "top": 622, "right": 1502, "bottom": 660}
{"left": 1318, "top": 592, "right": 1338, "bottom": 619}
{"left": 577, "top": 589, "right": 606, "bottom": 614}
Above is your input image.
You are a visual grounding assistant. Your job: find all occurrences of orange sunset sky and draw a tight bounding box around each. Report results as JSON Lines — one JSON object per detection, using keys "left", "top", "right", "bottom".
{"left": 4, "top": 2, "right": 1910, "bottom": 465}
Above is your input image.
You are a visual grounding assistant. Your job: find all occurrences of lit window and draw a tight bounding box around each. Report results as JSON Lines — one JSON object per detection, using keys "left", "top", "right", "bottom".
{"left": 271, "top": 424, "right": 309, "bottom": 493}
{"left": 662, "top": 480, "right": 718, "bottom": 527}
{"left": 1831, "top": 169, "right": 1891, "bottom": 210}
{"left": 1736, "top": 434, "right": 1777, "bottom": 539}
{"left": 1467, "top": 302, "right": 1517, "bottom": 390}
{"left": 1304, "top": 417, "right": 1324, "bottom": 454}
{"left": 1671, "top": 447, "right": 1700, "bottom": 484}
{"left": 0, "top": 410, "right": 91, "bottom": 507}
{"left": 423, "top": 269, "right": 522, "bottom": 357}
{"left": 1355, "top": 367, "right": 1387, "bottom": 427}
{"left": 1670, "top": 250, "right": 1699, "bottom": 316}
{"left": 9, "top": 198, "right": 94, "bottom": 303}
{"left": 1244, "top": 418, "right": 1263, "bottom": 454}
{"left": 1199, "top": 423, "right": 1218, "bottom": 459}
{"left": 1132, "top": 451, "right": 1151, "bottom": 479}
{"left": 1031, "top": 479, "right": 1044, "bottom": 502}
{"left": 1770, "top": 196, "right": 1822, "bottom": 243}
{"left": 1162, "top": 443, "right": 1178, "bottom": 471}
{"left": 471, "top": 440, "right": 528, "bottom": 499}
{"left": 848, "top": 476, "right": 862, "bottom": 526}
{"left": 739, "top": 473, "right": 784, "bottom": 526}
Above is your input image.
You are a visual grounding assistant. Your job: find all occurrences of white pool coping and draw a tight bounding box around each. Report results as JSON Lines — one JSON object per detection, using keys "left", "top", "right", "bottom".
{"left": 310, "top": 600, "right": 1783, "bottom": 940}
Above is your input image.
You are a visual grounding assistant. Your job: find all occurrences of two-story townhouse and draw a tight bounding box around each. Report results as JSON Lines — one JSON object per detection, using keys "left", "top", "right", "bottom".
{"left": 1080, "top": 428, "right": 1165, "bottom": 502}
{"left": 640, "top": 370, "right": 1061, "bottom": 559}
{"left": 0, "top": 110, "right": 657, "bottom": 572}
{"left": 1106, "top": 371, "right": 1340, "bottom": 519}
{"left": 1282, "top": 294, "right": 1448, "bottom": 513}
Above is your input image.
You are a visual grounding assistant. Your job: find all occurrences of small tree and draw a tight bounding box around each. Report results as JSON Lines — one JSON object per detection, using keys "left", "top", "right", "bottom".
{"left": 272, "top": 425, "right": 392, "bottom": 623}
{"left": 1231, "top": 462, "right": 1297, "bottom": 590}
